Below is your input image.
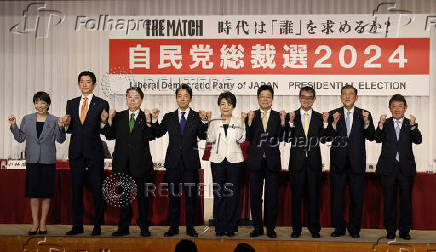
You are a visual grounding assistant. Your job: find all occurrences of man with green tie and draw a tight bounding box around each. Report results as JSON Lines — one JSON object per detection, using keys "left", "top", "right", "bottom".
{"left": 102, "top": 87, "right": 156, "bottom": 237}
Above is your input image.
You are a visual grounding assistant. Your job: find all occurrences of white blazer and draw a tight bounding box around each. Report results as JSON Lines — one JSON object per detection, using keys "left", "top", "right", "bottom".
{"left": 207, "top": 116, "right": 246, "bottom": 164}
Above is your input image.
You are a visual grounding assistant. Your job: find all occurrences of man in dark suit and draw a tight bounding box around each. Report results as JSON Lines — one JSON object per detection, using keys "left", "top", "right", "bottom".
{"left": 63, "top": 71, "right": 109, "bottom": 236}
{"left": 326, "top": 84, "right": 375, "bottom": 238}
{"left": 246, "top": 85, "right": 286, "bottom": 238}
{"left": 151, "top": 84, "right": 208, "bottom": 237}
{"left": 285, "top": 86, "right": 329, "bottom": 238}
{"left": 375, "top": 94, "right": 422, "bottom": 240}
{"left": 102, "top": 87, "right": 156, "bottom": 237}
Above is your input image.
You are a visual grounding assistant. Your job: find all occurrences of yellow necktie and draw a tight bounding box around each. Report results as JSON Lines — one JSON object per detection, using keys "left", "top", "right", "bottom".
{"left": 304, "top": 112, "right": 309, "bottom": 136}
{"left": 304, "top": 112, "right": 309, "bottom": 157}
{"left": 262, "top": 111, "right": 267, "bottom": 132}
{"left": 80, "top": 97, "right": 88, "bottom": 124}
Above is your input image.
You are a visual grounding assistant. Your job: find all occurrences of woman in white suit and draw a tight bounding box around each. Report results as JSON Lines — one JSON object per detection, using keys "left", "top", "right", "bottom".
{"left": 207, "top": 91, "right": 247, "bottom": 237}
{"left": 8, "top": 91, "right": 66, "bottom": 235}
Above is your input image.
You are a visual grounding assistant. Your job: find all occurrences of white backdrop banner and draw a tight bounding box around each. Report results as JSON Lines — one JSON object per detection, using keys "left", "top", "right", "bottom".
{"left": 97, "top": 15, "right": 432, "bottom": 96}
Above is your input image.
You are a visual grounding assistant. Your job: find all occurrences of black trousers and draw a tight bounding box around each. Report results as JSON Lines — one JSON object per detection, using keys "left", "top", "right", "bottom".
{"left": 290, "top": 158, "right": 321, "bottom": 233}
{"left": 330, "top": 160, "right": 365, "bottom": 234}
{"left": 118, "top": 175, "right": 149, "bottom": 232}
{"left": 166, "top": 160, "right": 198, "bottom": 228}
{"left": 380, "top": 163, "right": 414, "bottom": 235}
{"left": 249, "top": 157, "right": 279, "bottom": 231}
{"left": 70, "top": 157, "right": 105, "bottom": 228}
{"left": 211, "top": 159, "right": 242, "bottom": 233}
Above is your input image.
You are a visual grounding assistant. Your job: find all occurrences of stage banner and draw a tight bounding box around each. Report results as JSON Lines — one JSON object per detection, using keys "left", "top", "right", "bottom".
{"left": 101, "top": 15, "right": 431, "bottom": 96}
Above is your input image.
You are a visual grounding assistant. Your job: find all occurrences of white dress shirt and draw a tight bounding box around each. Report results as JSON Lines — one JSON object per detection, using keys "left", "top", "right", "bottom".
{"left": 128, "top": 109, "right": 140, "bottom": 121}
{"left": 393, "top": 117, "right": 404, "bottom": 130}
{"left": 79, "top": 94, "right": 93, "bottom": 115}
{"left": 178, "top": 107, "right": 190, "bottom": 123}
{"left": 343, "top": 106, "right": 355, "bottom": 130}
{"left": 66, "top": 93, "right": 104, "bottom": 130}
{"left": 332, "top": 106, "right": 369, "bottom": 130}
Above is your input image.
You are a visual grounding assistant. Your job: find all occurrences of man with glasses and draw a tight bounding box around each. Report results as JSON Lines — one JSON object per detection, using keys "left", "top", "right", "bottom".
{"left": 326, "top": 85, "right": 375, "bottom": 239}
{"left": 246, "top": 85, "right": 286, "bottom": 238}
{"left": 285, "top": 86, "right": 328, "bottom": 238}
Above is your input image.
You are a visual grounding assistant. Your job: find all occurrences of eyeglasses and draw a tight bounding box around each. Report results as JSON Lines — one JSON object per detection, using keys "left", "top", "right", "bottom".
{"left": 299, "top": 95, "right": 314, "bottom": 100}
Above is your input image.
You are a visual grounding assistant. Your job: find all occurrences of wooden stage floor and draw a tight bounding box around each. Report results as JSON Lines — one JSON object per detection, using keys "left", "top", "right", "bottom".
{"left": 1, "top": 225, "right": 436, "bottom": 252}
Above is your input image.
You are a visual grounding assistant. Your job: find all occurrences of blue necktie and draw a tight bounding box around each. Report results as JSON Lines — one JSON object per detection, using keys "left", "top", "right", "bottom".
{"left": 345, "top": 111, "right": 351, "bottom": 137}
{"left": 395, "top": 120, "right": 400, "bottom": 161}
{"left": 180, "top": 111, "right": 186, "bottom": 135}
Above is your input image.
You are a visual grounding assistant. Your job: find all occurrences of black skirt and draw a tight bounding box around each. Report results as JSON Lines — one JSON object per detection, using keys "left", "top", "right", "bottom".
{"left": 25, "top": 163, "right": 56, "bottom": 198}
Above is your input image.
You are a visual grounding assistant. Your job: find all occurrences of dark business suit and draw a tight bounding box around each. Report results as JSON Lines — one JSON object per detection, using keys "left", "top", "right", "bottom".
{"left": 326, "top": 106, "right": 375, "bottom": 235}
{"left": 103, "top": 110, "right": 155, "bottom": 232}
{"left": 66, "top": 95, "right": 109, "bottom": 229}
{"left": 246, "top": 109, "right": 285, "bottom": 232}
{"left": 285, "top": 109, "right": 325, "bottom": 234}
{"left": 152, "top": 109, "right": 208, "bottom": 228}
{"left": 375, "top": 117, "right": 422, "bottom": 235}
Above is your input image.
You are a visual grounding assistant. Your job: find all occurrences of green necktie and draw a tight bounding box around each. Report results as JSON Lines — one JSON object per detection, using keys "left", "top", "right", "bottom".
{"left": 129, "top": 113, "right": 135, "bottom": 133}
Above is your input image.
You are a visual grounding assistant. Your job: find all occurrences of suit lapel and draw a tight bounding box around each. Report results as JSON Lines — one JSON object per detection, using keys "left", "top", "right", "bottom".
{"left": 307, "top": 110, "right": 318, "bottom": 138}
{"left": 254, "top": 110, "right": 262, "bottom": 131}
{"left": 338, "top": 107, "right": 346, "bottom": 135}
{"left": 174, "top": 110, "right": 182, "bottom": 137}
{"left": 73, "top": 97, "right": 81, "bottom": 123}
{"left": 227, "top": 117, "right": 236, "bottom": 141}
{"left": 266, "top": 110, "right": 275, "bottom": 133}
{"left": 295, "top": 110, "right": 305, "bottom": 138}
{"left": 349, "top": 107, "right": 360, "bottom": 137}
{"left": 183, "top": 110, "right": 195, "bottom": 138}
{"left": 38, "top": 114, "right": 51, "bottom": 140}
{"left": 29, "top": 113, "right": 38, "bottom": 141}
{"left": 135, "top": 111, "right": 145, "bottom": 132}
{"left": 399, "top": 118, "right": 408, "bottom": 141}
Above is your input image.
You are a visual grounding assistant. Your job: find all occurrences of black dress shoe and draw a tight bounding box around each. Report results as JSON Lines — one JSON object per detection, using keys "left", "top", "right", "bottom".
{"left": 291, "top": 231, "right": 301, "bottom": 238}
{"left": 350, "top": 233, "right": 360, "bottom": 238}
{"left": 91, "top": 225, "right": 101, "bottom": 236}
{"left": 66, "top": 227, "right": 84, "bottom": 236}
{"left": 226, "top": 231, "right": 235, "bottom": 237}
{"left": 249, "top": 229, "right": 264, "bottom": 238}
{"left": 187, "top": 227, "right": 198, "bottom": 237}
{"left": 399, "top": 233, "right": 411, "bottom": 240}
{"left": 311, "top": 232, "right": 320, "bottom": 238}
{"left": 38, "top": 230, "right": 47, "bottom": 235}
{"left": 386, "top": 232, "right": 396, "bottom": 239}
{"left": 112, "top": 230, "right": 130, "bottom": 237}
{"left": 28, "top": 226, "right": 39, "bottom": 236}
{"left": 164, "top": 227, "right": 179, "bottom": 237}
{"left": 330, "top": 231, "right": 345, "bottom": 237}
{"left": 216, "top": 232, "right": 225, "bottom": 237}
{"left": 267, "top": 230, "right": 277, "bottom": 238}
{"left": 140, "top": 227, "right": 151, "bottom": 237}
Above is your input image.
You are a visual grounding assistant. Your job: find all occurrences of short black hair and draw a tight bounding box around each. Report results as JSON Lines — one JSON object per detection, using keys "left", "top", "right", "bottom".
{"left": 234, "top": 243, "right": 255, "bottom": 252}
{"left": 175, "top": 84, "right": 192, "bottom": 98}
{"left": 33, "top": 91, "right": 51, "bottom": 111}
{"left": 218, "top": 91, "right": 237, "bottom": 108}
{"left": 257, "top": 85, "right": 274, "bottom": 98}
{"left": 78, "top": 71, "right": 96, "bottom": 84}
{"left": 341, "top": 84, "right": 358, "bottom": 95}
{"left": 126, "top": 87, "right": 144, "bottom": 99}
{"left": 175, "top": 239, "right": 197, "bottom": 252}
{"left": 299, "top": 86, "right": 316, "bottom": 97}
{"left": 389, "top": 94, "right": 407, "bottom": 107}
